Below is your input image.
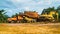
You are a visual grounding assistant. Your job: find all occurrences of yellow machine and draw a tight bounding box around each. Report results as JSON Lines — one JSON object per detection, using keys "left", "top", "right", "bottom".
{"left": 23, "top": 16, "right": 36, "bottom": 23}
{"left": 50, "top": 11, "right": 58, "bottom": 20}
{"left": 39, "top": 11, "right": 58, "bottom": 22}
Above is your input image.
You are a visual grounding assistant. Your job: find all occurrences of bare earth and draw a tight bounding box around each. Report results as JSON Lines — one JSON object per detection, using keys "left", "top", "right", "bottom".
{"left": 0, "top": 23, "right": 60, "bottom": 34}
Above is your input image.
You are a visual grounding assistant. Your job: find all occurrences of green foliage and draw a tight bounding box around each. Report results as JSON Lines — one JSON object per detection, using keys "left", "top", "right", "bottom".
{"left": 56, "top": 6, "right": 60, "bottom": 11}
{"left": 0, "top": 9, "right": 9, "bottom": 23}
{"left": 12, "top": 13, "right": 18, "bottom": 17}
{"left": 56, "top": 6, "right": 60, "bottom": 21}
{"left": 41, "top": 7, "right": 55, "bottom": 15}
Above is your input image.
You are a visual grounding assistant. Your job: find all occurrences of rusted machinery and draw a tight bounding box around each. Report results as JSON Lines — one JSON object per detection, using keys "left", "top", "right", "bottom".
{"left": 7, "top": 15, "right": 23, "bottom": 23}
{"left": 23, "top": 11, "right": 57, "bottom": 22}
{"left": 24, "top": 11, "right": 39, "bottom": 18}
{"left": 22, "top": 11, "right": 39, "bottom": 23}
{"left": 7, "top": 11, "right": 39, "bottom": 23}
{"left": 7, "top": 11, "right": 57, "bottom": 23}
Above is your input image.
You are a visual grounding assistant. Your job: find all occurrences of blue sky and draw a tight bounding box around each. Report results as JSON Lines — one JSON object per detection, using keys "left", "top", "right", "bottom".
{"left": 0, "top": 0, "right": 60, "bottom": 17}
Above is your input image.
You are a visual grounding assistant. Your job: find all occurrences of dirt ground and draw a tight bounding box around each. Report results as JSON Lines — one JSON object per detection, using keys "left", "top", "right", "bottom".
{"left": 0, "top": 23, "right": 60, "bottom": 34}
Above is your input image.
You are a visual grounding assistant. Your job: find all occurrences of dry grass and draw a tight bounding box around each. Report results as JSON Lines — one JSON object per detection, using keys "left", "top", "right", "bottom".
{"left": 0, "top": 23, "right": 60, "bottom": 34}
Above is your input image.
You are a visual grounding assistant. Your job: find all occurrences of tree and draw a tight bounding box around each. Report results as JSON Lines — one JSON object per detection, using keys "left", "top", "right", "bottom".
{"left": 56, "top": 6, "right": 60, "bottom": 11}
{"left": 0, "top": 9, "right": 9, "bottom": 23}
{"left": 41, "top": 7, "right": 55, "bottom": 15}
{"left": 56, "top": 6, "right": 60, "bottom": 21}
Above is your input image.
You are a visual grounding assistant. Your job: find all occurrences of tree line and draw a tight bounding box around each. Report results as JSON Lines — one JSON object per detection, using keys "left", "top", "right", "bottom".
{"left": 0, "top": 6, "right": 60, "bottom": 23}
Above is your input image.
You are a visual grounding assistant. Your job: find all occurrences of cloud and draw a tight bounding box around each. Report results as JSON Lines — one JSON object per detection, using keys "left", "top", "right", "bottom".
{"left": 37, "top": 0, "right": 52, "bottom": 5}
{"left": 9, "top": 0, "right": 53, "bottom": 9}
{"left": 0, "top": 0, "right": 17, "bottom": 9}
{"left": 24, "top": 7, "right": 30, "bottom": 11}
{"left": 54, "top": 0, "right": 60, "bottom": 2}
{"left": 0, "top": 0, "right": 60, "bottom": 16}
{"left": 10, "top": 0, "right": 33, "bottom": 3}
{"left": 5, "top": 9, "right": 21, "bottom": 17}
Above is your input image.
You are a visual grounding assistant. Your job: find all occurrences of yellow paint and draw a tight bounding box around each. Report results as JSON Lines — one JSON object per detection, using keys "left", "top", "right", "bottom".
{"left": 49, "top": 11, "right": 56, "bottom": 15}
{"left": 24, "top": 17, "right": 33, "bottom": 21}
{"left": 41, "top": 11, "right": 58, "bottom": 20}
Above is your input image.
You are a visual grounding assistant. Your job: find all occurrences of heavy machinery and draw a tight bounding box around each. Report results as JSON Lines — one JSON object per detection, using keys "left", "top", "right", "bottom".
{"left": 24, "top": 11, "right": 39, "bottom": 18}
{"left": 7, "top": 11, "right": 39, "bottom": 23}
{"left": 7, "top": 15, "right": 23, "bottom": 23}
{"left": 38, "top": 11, "right": 58, "bottom": 22}
{"left": 23, "top": 11, "right": 39, "bottom": 23}
{"left": 37, "top": 15, "right": 55, "bottom": 22}
{"left": 7, "top": 11, "right": 58, "bottom": 23}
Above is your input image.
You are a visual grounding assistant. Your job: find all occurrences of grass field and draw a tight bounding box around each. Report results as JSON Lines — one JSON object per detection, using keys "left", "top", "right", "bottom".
{"left": 0, "top": 23, "right": 60, "bottom": 34}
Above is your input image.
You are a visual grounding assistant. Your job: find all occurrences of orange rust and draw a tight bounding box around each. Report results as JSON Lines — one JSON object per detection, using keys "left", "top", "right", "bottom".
{"left": 24, "top": 11, "right": 39, "bottom": 18}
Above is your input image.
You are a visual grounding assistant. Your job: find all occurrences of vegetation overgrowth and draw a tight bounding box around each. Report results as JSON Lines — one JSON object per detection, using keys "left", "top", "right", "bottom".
{"left": 0, "top": 6, "right": 60, "bottom": 23}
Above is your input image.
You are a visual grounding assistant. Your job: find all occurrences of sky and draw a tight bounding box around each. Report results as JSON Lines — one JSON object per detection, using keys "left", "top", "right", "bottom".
{"left": 0, "top": 0, "right": 60, "bottom": 17}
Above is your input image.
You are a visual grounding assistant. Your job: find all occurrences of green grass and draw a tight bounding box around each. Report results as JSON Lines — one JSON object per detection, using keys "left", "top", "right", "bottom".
{"left": 0, "top": 23, "right": 60, "bottom": 34}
